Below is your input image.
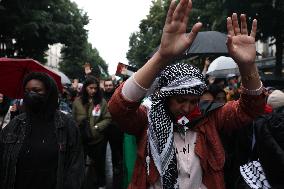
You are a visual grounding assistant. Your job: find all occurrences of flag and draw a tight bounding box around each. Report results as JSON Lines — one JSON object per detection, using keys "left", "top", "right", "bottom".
{"left": 115, "top": 62, "right": 137, "bottom": 77}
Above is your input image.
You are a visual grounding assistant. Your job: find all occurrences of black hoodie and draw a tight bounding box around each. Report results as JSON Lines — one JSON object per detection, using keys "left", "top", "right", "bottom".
{"left": 0, "top": 72, "right": 84, "bottom": 189}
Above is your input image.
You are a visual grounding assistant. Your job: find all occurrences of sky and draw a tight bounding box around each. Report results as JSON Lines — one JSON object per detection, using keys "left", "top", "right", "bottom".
{"left": 72, "top": 0, "right": 153, "bottom": 75}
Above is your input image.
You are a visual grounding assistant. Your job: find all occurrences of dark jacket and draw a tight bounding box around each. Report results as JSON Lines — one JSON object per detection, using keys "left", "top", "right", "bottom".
{"left": 0, "top": 111, "right": 85, "bottom": 189}
{"left": 254, "top": 109, "right": 284, "bottom": 188}
{"left": 223, "top": 106, "right": 284, "bottom": 189}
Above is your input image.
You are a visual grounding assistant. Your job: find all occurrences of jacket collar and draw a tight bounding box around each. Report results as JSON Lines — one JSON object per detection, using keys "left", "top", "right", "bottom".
{"left": 16, "top": 110, "right": 65, "bottom": 129}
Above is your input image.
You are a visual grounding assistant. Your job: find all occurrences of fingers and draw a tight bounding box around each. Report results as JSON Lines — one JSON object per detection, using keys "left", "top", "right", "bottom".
{"left": 165, "top": 0, "right": 177, "bottom": 24}
{"left": 240, "top": 14, "right": 248, "bottom": 35}
{"left": 173, "top": 0, "right": 188, "bottom": 21}
{"left": 250, "top": 19, "right": 257, "bottom": 38}
{"left": 228, "top": 13, "right": 255, "bottom": 37}
{"left": 232, "top": 13, "right": 241, "bottom": 35}
{"left": 182, "top": 0, "right": 192, "bottom": 24}
{"left": 187, "top": 22, "right": 202, "bottom": 42}
{"left": 227, "top": 17, "right": 234, "bottom": 36}
{"left": 226, "top": 35, "right": 233, "bottom": 52}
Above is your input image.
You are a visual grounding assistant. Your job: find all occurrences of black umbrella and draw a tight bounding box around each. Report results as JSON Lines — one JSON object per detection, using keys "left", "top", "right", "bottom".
{"left": 184, "top": 31, "right": 228, "bottom": 56}
{"left": 148, "top": 31, "right": 229, "bottom": 60}
{"left": 149, "top": 31, "right": 261, "bottom": 60}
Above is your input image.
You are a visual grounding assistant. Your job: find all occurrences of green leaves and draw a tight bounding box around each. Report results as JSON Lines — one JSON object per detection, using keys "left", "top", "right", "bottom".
{"left": 0, "top": 0, "right": 89, "bottom": 62}
{"left": 0, "top": 0, "right": 108, "bottom": 79}
{"left": 127, "top": 0, "right": 283, "bottom": 76}
{"left": 127, "top": 0, "right": 168, "bottom": 68}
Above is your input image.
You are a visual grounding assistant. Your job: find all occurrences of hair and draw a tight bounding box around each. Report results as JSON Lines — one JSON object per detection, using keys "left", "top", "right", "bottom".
{"left": 23, "top": 72, "right": 59, "bottom": 117}
{"left": 81, "top": 75, "right": 102, "bottom": 105}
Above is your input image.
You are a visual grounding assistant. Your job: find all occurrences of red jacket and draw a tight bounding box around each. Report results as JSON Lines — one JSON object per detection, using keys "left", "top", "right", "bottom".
{"left": 108, "top": 84, "right": 265, "bottom": 189}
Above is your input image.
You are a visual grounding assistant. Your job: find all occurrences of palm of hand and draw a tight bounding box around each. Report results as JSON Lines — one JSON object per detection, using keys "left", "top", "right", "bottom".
{"left": 85, "top": 67, "right": 92, "bottom": 74}
{"left": 160, "top": 22, "right": 188, "bottom": 59}
{"left": 229, "top": 35, "right": 256, "bottom": 65}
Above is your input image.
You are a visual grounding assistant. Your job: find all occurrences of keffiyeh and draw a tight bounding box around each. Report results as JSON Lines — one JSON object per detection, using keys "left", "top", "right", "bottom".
{"left": 147, "top": 63, "right": 206, "bottom": 188}
{"left": 240, "top": 160, "right": 271, "bottom": 189}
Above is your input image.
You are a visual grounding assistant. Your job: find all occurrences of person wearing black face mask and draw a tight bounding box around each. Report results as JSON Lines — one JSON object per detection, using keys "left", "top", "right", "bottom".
{"left": 23, "top": 91, "right": 46, "bottom": 113}
{"left": 0, "top": 72, "right": 84, "bottom": 189}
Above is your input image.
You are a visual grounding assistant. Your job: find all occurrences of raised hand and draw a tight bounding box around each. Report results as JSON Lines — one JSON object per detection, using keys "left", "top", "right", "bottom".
{"left": 157, "top": 0, "right": 202, "bottom": 60}
{"left": 133, "top": 0, "right": 202, "bottom": 89}
{"left": 84, "top": 63, "right": 92, "bottom": 75}
{"left": 226, "top": 13, "right": 257, "bottom": 66}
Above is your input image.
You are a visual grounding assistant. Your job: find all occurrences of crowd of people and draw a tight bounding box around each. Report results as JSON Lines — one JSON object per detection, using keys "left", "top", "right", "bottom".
{"left": 0, "top": 0, "right": 284, "bottom": 189}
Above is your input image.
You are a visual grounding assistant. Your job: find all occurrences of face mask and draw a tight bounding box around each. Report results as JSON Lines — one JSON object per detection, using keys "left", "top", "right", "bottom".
{"left": 23, "top": 91, "right": 46, "bottom": 112}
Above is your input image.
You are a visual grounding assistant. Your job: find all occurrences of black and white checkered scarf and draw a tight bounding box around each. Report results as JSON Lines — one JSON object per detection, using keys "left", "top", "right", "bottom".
{"left": 147, "top": 63, "right": 206, "bottom": 188}
{"left": 240, "top": 160, "right": 271, "bottom": 189}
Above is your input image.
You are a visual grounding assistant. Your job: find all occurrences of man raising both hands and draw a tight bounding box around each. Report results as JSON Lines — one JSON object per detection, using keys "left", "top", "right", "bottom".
{"left": 108, "top": 0, "right": 265, "bottom": 188}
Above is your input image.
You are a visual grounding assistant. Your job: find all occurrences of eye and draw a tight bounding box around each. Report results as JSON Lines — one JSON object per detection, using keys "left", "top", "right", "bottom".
{"left": 34, "top": 89, "right": 42, "bottom": 93}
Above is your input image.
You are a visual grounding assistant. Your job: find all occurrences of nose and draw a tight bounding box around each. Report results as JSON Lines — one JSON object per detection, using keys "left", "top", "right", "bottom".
{"left": 90, "top": 88, "right": 96, "bottom": 94}
{"left": 181, "top": 102, "right": 192, "bottom": 115}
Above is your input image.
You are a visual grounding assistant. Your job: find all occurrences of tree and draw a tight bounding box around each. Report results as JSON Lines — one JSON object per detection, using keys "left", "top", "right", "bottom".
{"left": 128, "top": 0, "right": 283, "bottom": 76}
{"left": 0, "top": 0, "right": 86, "bottom": 61}
{"left": 217, "top": 0, "right": 284, "bottom": 77}
{"left": 126, "top": 0, "right": 226, "bottom": 69}
{"left": 60, "top": 41, "right": 108, "bottom": 81}
{"left": 127, "top": 0, "right": 169, "bottom": 68}
{"left": 0, "top": 0, "right": 108, "bottom": 79}
{"left": 249, "top": 0, "right": 284, "bottom": 77}
{"left": 190, "top": 0, "right": 227, "bottom": 32}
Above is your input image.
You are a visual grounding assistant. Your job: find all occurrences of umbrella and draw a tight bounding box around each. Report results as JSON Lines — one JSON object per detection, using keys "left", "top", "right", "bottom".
{"left": 148, "top": 31, "right": 228, "bottom": 60}
{"left": 206, "top": 56, "right": 239, "bottom": 78}
{"left": 148, "top": 31, "right": 260, "bottom": 60}
{"left": 0, "top": 58, "right": 63, "bottom": 99}
{"left": 184, "top": 31, "right": 228, "bottom": 56}
{"left": 52, "top": 69, "right": 71, "bottom": 85}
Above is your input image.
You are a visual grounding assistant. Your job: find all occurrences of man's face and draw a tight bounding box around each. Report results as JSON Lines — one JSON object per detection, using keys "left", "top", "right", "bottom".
{"left": 104, "top": 80, "right": 114, "bottom": 93}
{"left": 86, "top": 83, "right": 98, "bottom": 97}
{"left": 168, "top": 94, "right": 200, "bottom": 119}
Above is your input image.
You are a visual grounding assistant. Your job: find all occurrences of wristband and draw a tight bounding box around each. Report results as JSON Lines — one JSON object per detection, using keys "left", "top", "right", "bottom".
{"left": 240, "top": 82, "right": 264, "bottom": 95}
